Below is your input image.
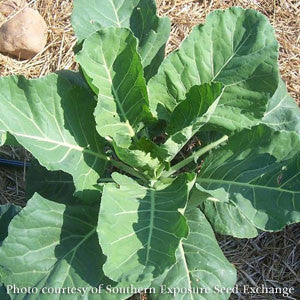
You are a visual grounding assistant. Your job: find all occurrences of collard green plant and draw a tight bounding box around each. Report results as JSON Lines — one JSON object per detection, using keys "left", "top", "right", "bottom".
{"left": 0, "top": 1, "right": 299, "bottom": 299}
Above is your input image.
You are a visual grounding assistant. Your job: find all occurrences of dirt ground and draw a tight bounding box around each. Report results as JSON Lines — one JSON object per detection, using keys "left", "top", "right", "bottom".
{"left": 0, "top": 1, "right": 299, "bottom": 299}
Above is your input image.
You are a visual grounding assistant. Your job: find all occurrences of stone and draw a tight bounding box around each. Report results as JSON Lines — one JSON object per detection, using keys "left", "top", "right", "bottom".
{"left": 0, "top": 7, "right": 47, "bottom": 59}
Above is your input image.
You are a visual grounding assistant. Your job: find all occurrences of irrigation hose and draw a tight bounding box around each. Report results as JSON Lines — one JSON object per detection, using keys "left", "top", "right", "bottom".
{"left": 0, "top": 158, "right": 30, "bottom": 168}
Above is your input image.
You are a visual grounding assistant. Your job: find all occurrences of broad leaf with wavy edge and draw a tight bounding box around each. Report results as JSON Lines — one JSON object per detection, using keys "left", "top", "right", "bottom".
{"left": 0, "top": 72, "right": 107, "bottom": 193}
{"left": 163, "top": 83, "right": 224, "bottom": 160}
{"left": 130, "top": 0, "right": 171, "bottom": 81}
{"left": 195, "top": 125, "right": 300, "bottom": 232}
{"left": 148, "top": 7, "right": 279, "bottom": 131}
{"left": 98, "top": 172, "right": 196, "bottom": 284}
{"left": 262, "top": 78, "right": 300, "bottom": 134}
{"left": 72, "top": 0, "right": 170, "bottom": 80}
{"left": 77, "top": 28, "right": 153, "bottom": 148}
{"left": 149, "top": 207, "right": 237, "bottom": 300}
{"left": 0, "top": 188, "right": 144, "bottom": 299}
{"left": 72, "top": 0, "right": 139, "bottom": 39}
{"left": 189, "top": 188, "right": 259, "bottom": 238}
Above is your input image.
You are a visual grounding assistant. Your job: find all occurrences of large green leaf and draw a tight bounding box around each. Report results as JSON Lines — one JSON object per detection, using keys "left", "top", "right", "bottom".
{"left": 195, "top": 125, "right": 300, "bottom": 233}
{"left": 149, "top": 208, "right": 237, "bottom": 300}
{"left": 77, "top": 28, "right": 152, "bottom": 148}
{"left": 0, "top": 204, "right": 21, "bottom": 245}
{"left": 0, "top": 72, "right": 107, "bottom": 192}
{"left": 72, "top": 0, "right": 139, "bottom": 40}
{"left": 163, "top": 83, "right": 224, "bottom": 160}
{"left": 72, "top": 0, "right": 171, "bottom": 80}
{"left": 262, "top": 78, "right": 300, "bottom": 134}
{"left": 130, "top": 0, "right": 171, "bottom": 81}
{"left": 148, "top": 7, "right": 279, "bottom": 131}
{"left": 98, "top": 172, "right": 196, "bottom": 284}
{"left": 25, "top": 160, "right": 75, "bottom": 202}
{"left": 189, "top": 188, "right": 259, "bottom": 238}
{"left": 0, "top": 192, "right": 142, "bottom": 300}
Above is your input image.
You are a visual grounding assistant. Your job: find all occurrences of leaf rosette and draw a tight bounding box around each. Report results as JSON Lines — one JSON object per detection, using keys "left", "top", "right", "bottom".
{"left": 0, "top": 2, "right": 298, "bottom": 300}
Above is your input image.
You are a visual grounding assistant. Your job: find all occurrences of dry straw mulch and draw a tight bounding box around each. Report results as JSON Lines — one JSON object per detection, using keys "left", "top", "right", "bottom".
{"left": 0, "top": 0, "right": 76, "bottom": 77}
{"left": 0, "top": 1, "right": 299, "bottom": 299}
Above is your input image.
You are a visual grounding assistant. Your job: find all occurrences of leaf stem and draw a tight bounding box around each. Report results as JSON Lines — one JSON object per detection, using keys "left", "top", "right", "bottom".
{"left": 98, "top": 178, "right": 114, "bottom": 183}
{"left": 83, "top": 148, "right": 149, "bottom": 183}
{"left": 162, "top": 135, "right": 228, "bottom": 178}
{"left": 110, "top": 159, "right": 149, "bottom": 183}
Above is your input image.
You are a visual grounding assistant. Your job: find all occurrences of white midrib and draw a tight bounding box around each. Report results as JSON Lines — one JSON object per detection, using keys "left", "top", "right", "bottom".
{"left": 32, "top": 228, "right": 96, "bottom": 290}
{"left": 13, "top": 132, "right": 83, "bottom": 150}
{"left": 212, "top": 30, "right": 253, "bottom": 81}
{"left": 264, "top": 94, "right": 288, "bottom": 117}
{"left": 100, "top": 48, "right": 135, "bottom": 137}
{"left": 179, "top": 243, "right": 194, "bottom": 300}
{"left": 12, "top": 132, "right": 107, "bottom": 161}
{"left": 198, "top": 178, "right": 297, "bottom": 194}
{"left": 109, "top": 0, "right": 121, "bottom": 27}
{"left": 145, "top": 189, "right": 155, "bottom": 264}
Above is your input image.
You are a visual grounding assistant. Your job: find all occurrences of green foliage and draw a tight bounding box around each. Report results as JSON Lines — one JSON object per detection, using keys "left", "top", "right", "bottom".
{"left": 262, "top": 78, "right": 300, "bottom": 133}
{"left": 0, "top": 2, "right": 299, "bottom": 299}
{"left": 0, "top": 204, "right": 21, "bottom": 245}
{"left": 195, "top": 125, "right": 300, "bottom": 236}
{"left": 149, "top": 208, "right": 237, "bottom": 300}
{"left": 147, "top": 7, "right": 279, "bottom": 128}
{"left": 98, "top": 173, "right": 195, "bottom": 285}
{"left": 77, "top": 28, "right": 153, "bottom": 148}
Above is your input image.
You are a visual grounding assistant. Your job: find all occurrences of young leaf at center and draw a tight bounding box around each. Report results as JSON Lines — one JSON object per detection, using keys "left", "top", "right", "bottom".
{"left": 76, "top": 28, "right": 153, "bottom": 148}
{"left": 162, "top": 82, "right": 224, "bottom": 160}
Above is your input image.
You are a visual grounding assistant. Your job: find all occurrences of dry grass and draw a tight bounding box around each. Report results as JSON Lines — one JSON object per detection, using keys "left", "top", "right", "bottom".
{"left": 218, "top": 227, "right": 300, "bottom": 299}
{"left": 0, "top": 145, "right": 28, "bottom": 207}
{"left": 0, "top": 0, "right": 299, "bottom": 299}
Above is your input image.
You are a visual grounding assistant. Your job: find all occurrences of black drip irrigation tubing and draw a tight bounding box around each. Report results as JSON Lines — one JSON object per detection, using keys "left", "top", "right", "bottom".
{"left": 0, "top": 158, "right": 30, "bottom": 168}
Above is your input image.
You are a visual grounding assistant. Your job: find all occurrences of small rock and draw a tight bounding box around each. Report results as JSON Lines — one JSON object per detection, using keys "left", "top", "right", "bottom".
{"left": 0, "top": 7, "right": 47, "bottom": 59}
{"left": 0, "top": 0, "right": 26, "bottom": 17}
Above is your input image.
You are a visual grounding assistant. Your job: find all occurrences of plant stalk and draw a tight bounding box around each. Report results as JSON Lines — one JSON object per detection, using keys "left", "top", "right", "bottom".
{"left": 110, "top": 159, "right": 149, "bottom": 182}
{"left": 84, "top": 149, "right": 149, "bottom": 183}
{"left": 162, "top": 135, "right": 229, "bottom": 178}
